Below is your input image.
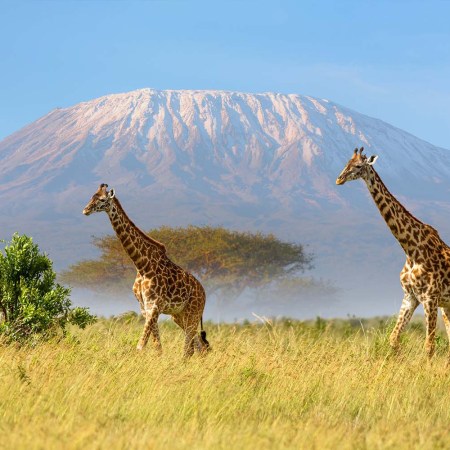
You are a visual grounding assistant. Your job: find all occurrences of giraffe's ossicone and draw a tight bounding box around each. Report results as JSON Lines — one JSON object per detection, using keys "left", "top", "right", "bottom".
{"left": 337, "top": 147, "right": 450, "bottom": 361}
{"left": 83, "top": 183, "right": 210, "bottom": 357}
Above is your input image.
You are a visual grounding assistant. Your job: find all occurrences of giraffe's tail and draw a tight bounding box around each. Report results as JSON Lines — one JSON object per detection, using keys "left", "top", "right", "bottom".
{"left": 200, "top": 316, "right": 210, "bottom": 351}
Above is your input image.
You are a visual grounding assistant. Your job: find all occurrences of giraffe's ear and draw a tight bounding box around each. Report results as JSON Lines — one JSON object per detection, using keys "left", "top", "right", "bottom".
{"left": 108, "top": 188, "right": 115, "bottom": 199}
{"left": 367, "top": 155, "right": 378, "bottom": 165}
{"left": 99, "top": 183, "right": 108, "bottom": 195}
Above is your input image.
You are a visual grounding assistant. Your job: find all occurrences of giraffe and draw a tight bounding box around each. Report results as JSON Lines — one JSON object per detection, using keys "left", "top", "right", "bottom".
{"left": 82, "top": 183, "right": 210, "bottom": 357}
{"left": 336, "top": 147, "right": 450, "bottom": 360}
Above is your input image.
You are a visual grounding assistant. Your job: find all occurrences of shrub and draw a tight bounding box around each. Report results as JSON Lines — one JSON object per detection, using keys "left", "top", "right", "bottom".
{"left": 0, "top": 233, "right": 96, "bottom": 342}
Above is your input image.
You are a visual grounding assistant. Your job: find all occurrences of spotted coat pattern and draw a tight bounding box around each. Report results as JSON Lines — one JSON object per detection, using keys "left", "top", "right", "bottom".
{"left": 83, "top": 184, "right": 209, "bottom": 357}
{"left": 336, "top": 148, "right": 450, "bottom": 359}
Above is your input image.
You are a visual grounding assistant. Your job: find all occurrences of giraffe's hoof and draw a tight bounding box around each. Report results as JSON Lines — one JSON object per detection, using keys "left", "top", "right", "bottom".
{"left": 136, "top": 343, "right": 144, "bottom": 351}
{"left": 154, "top": 345, "right": 163, "bottom": 355}
{"left": 389, "top": 337, "right": 399, "bottom": 349}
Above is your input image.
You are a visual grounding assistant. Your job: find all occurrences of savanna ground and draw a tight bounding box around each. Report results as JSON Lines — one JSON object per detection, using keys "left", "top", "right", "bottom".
{"left": 1, "top": 314, "right": 450, "bottom": 450}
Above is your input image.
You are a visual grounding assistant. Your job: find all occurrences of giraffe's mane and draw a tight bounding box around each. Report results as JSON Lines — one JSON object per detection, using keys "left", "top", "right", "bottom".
{"left": 371, "top": 167, "right": 447, "bottom": 246}
{"left": 113, "top": 197, "right": 166, "bottom": 253}
{"left": 371, "top": 169, "right": 425, "bottom": 224}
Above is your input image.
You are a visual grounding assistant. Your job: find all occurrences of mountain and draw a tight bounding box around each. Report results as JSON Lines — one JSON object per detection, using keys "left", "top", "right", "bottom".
{"left": 2, "top": 88, "right": 450, "bottom": 318}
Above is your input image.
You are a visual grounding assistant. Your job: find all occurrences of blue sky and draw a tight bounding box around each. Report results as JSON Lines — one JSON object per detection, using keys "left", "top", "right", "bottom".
{"left": 1, "top": 0, "right": 450, "bottom": 147}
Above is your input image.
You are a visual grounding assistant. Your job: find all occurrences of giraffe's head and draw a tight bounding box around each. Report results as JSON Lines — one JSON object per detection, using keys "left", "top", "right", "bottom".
{"left": 336, "top": 147, "right": 378, "bottom": 185}
{"left": 82, "top": 183, "right": 116, "bottom": 216}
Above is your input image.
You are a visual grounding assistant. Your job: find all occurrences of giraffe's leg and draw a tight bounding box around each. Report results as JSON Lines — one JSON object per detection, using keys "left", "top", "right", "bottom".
{"left": 172, "top": 314, "right": 197, "bottom": 357}
{"left": 389, "top": 293, "right": 419, "bottom": 350}
{"left": 173, "top": 287, "right": 208, "bottom": 357}
{"left": 423, "top": 299, "right": 438, "bottom": 358}
{"left": 137, "top": 304, "right": 161, "bottom": 352}
{"left": 132, "top": 273, "right": 145, "bottom": 317}
{"left": 440, "top": 306, "right": 450, "bottom": 364}
{"left": 192, "top": 288, "right": 208, "bottom": 353}
{"left": 184, "top": 326, "right": 197, "bottom": 358}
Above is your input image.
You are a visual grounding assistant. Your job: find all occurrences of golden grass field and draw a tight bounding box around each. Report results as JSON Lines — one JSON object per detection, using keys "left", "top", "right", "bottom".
{"left": 1, "top": 315, "right": 450, "bottom": 450}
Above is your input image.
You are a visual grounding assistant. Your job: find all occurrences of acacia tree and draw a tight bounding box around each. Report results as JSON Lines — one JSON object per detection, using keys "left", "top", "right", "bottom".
{"left": 0, "top": 234, "right": 96, "bottom": 342}
{"left": 60, "top": 226, "right": 314, "bottom": 300}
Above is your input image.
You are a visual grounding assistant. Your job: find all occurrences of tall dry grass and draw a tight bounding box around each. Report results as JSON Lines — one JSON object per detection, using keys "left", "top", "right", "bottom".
{"left": 1, "top": 315, "right": 450, "bottom": 450}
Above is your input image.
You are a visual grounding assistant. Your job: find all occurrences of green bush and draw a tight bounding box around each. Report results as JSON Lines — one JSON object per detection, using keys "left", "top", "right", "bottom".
{"left": 0, "top": 234, "right": 96, "bottom": 342}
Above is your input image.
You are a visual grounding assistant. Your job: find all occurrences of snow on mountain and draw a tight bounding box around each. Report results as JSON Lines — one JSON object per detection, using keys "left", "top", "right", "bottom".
{"left": 3, "top": 88, "right": 450, "bottom": 202}
{"left": 2, "top": 88, "right": 450, "bottom": 317}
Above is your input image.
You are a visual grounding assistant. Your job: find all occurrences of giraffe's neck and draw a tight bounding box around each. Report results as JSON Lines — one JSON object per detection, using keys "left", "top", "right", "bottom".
{"left": 363, "top": 167, "right": 425, "bottom": 258}
{"left": 107, "top": 198, "right": 165, "bottom": 273}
